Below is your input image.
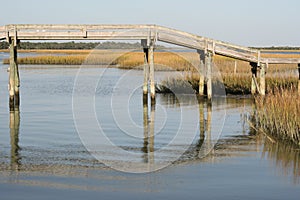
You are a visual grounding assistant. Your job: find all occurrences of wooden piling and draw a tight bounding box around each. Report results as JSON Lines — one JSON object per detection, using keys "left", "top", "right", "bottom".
{"left": 141, "top": 39, "right": 149, "bottom": 95}
{"left": 9, "top": 39, "right": 20, "bottom": 111}
{"left": 197, "top": 50, "right": 205, "bottom": 96}
{"left": 259, "top": 63, "right": 266, "bottom": 96}
{"left": 143, "top": 48, "right": 149, "bottom": 95}
{"left": 206, "top": 52, "right": 213, "bottom": 100}
{"left": 250, "top": 62, "right": 258, "bottom": 95}
{"left": 149, "top": 44, "right": 155, "bottom": 100}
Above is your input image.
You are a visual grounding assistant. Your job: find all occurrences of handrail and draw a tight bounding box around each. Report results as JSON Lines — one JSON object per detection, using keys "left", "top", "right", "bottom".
{"left": 0, "top": 24, "right": 299, "bottom": 64}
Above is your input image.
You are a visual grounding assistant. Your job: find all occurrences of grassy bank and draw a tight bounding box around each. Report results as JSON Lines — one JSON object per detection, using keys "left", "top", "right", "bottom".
{"left": 254, "top": 88, "right": 300, "bottom": 146}
{"left": 3, "top": 49, "right": 298, "bottom": 94}
{"left": 156, "top": 74, "right": 298, "bottom": 95}
{"left": 3, "top": 50, "right": 299, "bottom": 72}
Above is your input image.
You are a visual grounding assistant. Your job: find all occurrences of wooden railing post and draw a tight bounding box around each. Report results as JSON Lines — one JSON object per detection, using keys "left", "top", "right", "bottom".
{"left": 250, "top": 62, "right": 258, "bottom": 95}
{"left": 149, "top": 43, "right": 155, "bottom": 101}
{"left": 206, "top": 52, "right": 213, "bottom": 100}
{"left": 9, "top": 39, "right": 20, "bottom": 111}
{"left": 197, "top": 50, "right": 205, "bottom": 96}
{"left": 259, "top": 63, "right": 266, "bottom": 96}
{"left": 141, "top": 39, "right": 149, "bottom": 96}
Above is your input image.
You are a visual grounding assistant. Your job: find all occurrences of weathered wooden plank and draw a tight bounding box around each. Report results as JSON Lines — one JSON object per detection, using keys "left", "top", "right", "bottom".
{"left": 215, "top": 45, "right": 258, "bottom": 62}
{"left": 261, "top": 58, "right": 300, "bottom": 64}
{"left": 6, "top": 24, "right": 156, "bottom": 30}
{"left": 158, "top": 25, "right": 258, "bottom": 54}
{"left": 158, "top": 32, "right": 205, "bottom": 50}
{"left": 22, "top": 30, "right": 150, "bottom": 37}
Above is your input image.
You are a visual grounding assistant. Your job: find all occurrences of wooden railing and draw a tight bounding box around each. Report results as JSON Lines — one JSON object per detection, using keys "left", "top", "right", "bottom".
{"left": 0, "top": 24, "right": 299, "bottom": 64}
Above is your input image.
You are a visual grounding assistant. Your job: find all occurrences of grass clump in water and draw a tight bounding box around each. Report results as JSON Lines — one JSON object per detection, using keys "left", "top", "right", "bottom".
{"left": 254, "top": 87, "right": 300, "bottom": 146}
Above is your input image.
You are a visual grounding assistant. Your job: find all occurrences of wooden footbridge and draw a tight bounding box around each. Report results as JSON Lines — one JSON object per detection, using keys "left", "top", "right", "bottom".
{"left": 1, "top": 24, "right": 300, "bottom": 110}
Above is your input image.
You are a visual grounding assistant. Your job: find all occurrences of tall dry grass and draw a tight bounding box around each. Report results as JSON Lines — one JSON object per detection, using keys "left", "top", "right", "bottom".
{"left": 254, "top": 87, "right": 300, "bottom": 146}
{"left": 3, "top": 50, "right": 298, "bottom": 95}
{"left": 2, "top": 50, "right": 299, "bottom": 73}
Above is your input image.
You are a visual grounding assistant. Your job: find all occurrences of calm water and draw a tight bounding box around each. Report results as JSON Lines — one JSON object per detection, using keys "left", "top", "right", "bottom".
{"left": 0, "top": 52, "right": 299, "bottom": 199}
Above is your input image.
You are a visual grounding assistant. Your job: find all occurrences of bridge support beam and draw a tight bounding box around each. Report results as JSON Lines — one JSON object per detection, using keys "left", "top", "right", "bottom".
{"left": 259, "top": 63, "right": 266, "bottom": 96}
{"left": 250, "top": 62, "right": 266, "bottom": 96}
{"left": 9, "top": 39, "right": 20, "bottom": 111}
{"left": 250, "top": 62, "right": 258, "bottom": 95}
{"left": 149, "top": 44, "right": 155, "bottom": 101}
{"left": 197, "top": 50, "right": 205, "bottom": 96}
{"left": 141, "top": 39, "right": 155, "bottom": 102}
{"left": 143, "top": 47, "right": 149, "bottom": 96}
{"left": 206, "top": 52, "right": 213, "bottom": 101}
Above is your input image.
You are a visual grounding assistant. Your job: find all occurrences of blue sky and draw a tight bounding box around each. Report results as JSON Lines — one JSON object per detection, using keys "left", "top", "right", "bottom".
{"left": 1, "top": 0, "right": 299, "bottom": 46}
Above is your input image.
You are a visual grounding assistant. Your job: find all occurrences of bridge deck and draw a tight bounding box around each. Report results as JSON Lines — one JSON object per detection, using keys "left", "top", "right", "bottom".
{"left": 0, "top": 24, "right": 299, "bottom": 64}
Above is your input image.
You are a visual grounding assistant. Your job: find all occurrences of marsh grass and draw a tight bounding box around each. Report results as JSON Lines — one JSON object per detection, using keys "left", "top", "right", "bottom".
{"left": 3, "top": 49, "right": 299, "bottom": 94}
{"left": 157, "top": 73, "right": 297, "bottom": 95}
{"left": 254, "top": 87, "right": 300, "bottom": 146}
{"left": 2, "top": 50, "right": 299, "bottom": 73}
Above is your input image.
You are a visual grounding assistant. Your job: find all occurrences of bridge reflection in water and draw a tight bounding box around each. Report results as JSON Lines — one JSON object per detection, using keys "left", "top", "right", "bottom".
{"left": 6, "top": 96, "right": 300, "bottom": 185}
{"left": 9, "top": 110, "right": 21, "bottom": 171}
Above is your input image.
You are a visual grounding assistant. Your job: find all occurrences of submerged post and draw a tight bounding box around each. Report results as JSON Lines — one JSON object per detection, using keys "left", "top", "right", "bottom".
{"left": 197, "top": 50, "right": 205, "bottom": 96}
{"left": 148, "top": 101, "right": 155, "bottom": 167}
{"left": 206, "top": 52, "right": 213, "bottom": 100}
{"left": 199, "top": 100, "right": 205, "bottom": 142}
{"left": 10, "top": 110, "right": 20, "bottom": 170}
{"left": 259, "top": 63, "right": 266, "bottom": 96}
{"left": 9, "top": 39, "right": 20, "bottom": 111}
{"left": 250, "top": 62, "right": 258, "bottom": 95}
{"left": 149, "top": 43, "right": 155, "bottom": 101}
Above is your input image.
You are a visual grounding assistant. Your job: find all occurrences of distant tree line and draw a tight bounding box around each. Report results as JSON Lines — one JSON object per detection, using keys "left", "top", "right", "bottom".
{"left": 251, "top": 46, "right": 300, "bottom": 50}
{"left": 0, "top": 41, "right": 164, "bottom": 49}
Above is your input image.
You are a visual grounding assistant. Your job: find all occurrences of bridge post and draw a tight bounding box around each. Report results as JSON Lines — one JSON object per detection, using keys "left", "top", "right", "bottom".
{"left": 298, "top": 64, "right": 300, "bottom": 95}
{"left": 259, "top": 63, "right": 266, "bottom": 96}
{"left": 206, "top": 52, "right": 213, "bottom": 100}
{"left": 9, "top": 39, "right": 20, "bottom": 111}
{"left": 197, "top": 50, "right": 205, "bottom": 96}
{"left": 149, "top": 43, "right": 155, "bottom": 101}
{"left": 250, "top": 62, "right": 258, "bottom": 95}
{"left": 141, "top": 39, "right": 149, "bottom": 97}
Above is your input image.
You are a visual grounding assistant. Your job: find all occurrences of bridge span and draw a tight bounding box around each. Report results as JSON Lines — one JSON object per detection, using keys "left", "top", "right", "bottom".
{"left": 0, "top": 24, "right": 299, "bottom": 110}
